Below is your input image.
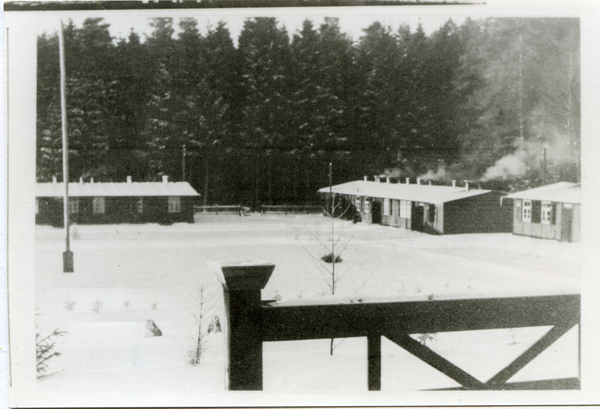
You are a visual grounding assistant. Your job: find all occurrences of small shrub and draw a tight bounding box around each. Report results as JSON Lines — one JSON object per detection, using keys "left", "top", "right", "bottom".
{"left": 123, "top": 298, "right": 132, "bottom": 309}
{"left": 416, "top": 333, "right": 437, "bottom": 346}
{"left": 63, "top": 299, "right": 75, "bottom": 311}
{"left": 150, "top": 301, "right": 158, "bottom": 310}
{"left": 321, "top": 253, "right": 342, "bottom": 263}
{"left": 92, "top": 299, "right": 103, "bottom": 313}
{"left": 37, "top": 329, "right": 67, "bottom": 377}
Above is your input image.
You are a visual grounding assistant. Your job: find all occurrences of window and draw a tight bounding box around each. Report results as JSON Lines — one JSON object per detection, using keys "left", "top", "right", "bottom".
{"left": 400, "top": 200, "right": 412, "bottom": 219}
{"left": 522, "top": 200, "right": 532, "bottom": 222}
{"left": 383, "top": 199, "right": 390, "bottom": 216}
{"left": 93, "top": 197, "right": 105, "bottom": 214}
{"left": 355, "top": 196, "right": 361, "bottom": 212}
{"left": 137, "top": 197, "right": 144, "bottom": 214}
{"left": 364, "top": 198, "right": 370, "bottom": 214}
{"left": 168, "top": 196, "right": 181, "bottom": 213}
{"left": 392, "top": 200, "right": 399, "bottom": 217}
{"left": 68, "top": 198, "right": 79, "bottom": 215}
{"left": 542, "top": 201, "right": 555, "bottom": 225}
{"left": 428, "top": 204, "right": 436, "bottom": 223}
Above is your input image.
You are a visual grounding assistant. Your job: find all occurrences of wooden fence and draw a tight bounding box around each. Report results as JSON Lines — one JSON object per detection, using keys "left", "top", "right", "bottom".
{"left": 209, "top": 261, "right": 580, "bottom": 391}
{"left": 261, "top": 204, "right": 324, "bottom": 215}
{"left": 194, "top": 205, "right": 250, "bottom": 216}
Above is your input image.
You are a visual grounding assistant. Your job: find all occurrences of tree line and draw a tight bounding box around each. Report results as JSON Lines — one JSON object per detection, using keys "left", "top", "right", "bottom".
{"left": 37, "top": 17, "right": 580, "bottom": 207}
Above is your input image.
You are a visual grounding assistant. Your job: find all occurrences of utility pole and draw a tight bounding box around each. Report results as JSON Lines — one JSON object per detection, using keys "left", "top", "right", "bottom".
{"left": 542, "top": 147, "right": 547, "bottom": 186}
{"left": 182, "top": 144, "right": 186, "bottom": 182}
{"left": 518, "top": 33, "right": 524, "bottom": 141}
{"left": 59, "top": 18, "right": 73, "bottom": 273}
{"left": 329, "top": 162, "right": 336, "bottom": 355}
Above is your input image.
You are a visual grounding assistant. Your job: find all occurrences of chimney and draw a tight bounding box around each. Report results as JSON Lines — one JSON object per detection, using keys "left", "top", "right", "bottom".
{"left": 386, "top": 177, "right": 390, "bottom": 184}
{"left": 52, "top": 176, "right": 57, "bottom": 184}
{"left": 429, "top": 180, "right": 432, "bottom": 186}
{"left": 127, "top": 176, "right": 132, "bottom": 184}
{"left": 465, "top": 181, "right": 470, "bottom": 191}
{"left": 406, "top": 178, "right": 410, "bottom": 184}
{"left": 452, "top": 180, "right": 456, "bottom": 189}
{"left": 374, "top": 176, "right": 379, "bottom": 183}
{"left": 162, "top": 175, "right": 169, "bottom": 184}
{"left": 91, "top": 177, "right": 94, "bottom": 184}
{"left": 417, "top": 178, "right": 421, "bottom": 186}
{"left": 364, "top": 176, "right": 368, "bottom": 182}
{"left": 79, "top": 177, "right": 83, "bottom": 184}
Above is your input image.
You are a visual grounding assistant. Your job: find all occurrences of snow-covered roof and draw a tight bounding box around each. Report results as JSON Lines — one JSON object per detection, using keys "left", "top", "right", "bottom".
{"left": 318, "top": 180, "right": 492, "bottom": 204}
{"left": 503, "top": 182, "right": 580, "bottom": 204}
{"left": 36, "top": 181, "right": 200, "bottom": 197}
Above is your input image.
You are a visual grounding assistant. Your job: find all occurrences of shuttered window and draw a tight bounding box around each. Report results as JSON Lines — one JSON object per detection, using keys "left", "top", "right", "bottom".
{"left": 522, "top": 200, "right": 532, "bottom": 222}
{"left": 542, "top": 201, "right": 555, "bottom": 225}
{"left": 355, "top": 196, "right": 361, "bottom": 212}
{"left": 137, "top": 198, "right": 144, "bottom": 214}
{"left": 383, "top": 199, "right": 390, "bottom": 216}
{"left": 364, "top": 198, "right": 370, "bottom": 214}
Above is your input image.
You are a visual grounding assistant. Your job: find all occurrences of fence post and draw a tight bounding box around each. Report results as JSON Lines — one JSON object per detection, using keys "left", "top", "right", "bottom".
{"left": 368, "top": 333, "right": 381, "bottom": 391}
{"left": 208, "top": 261, "right": 275, "bottom": 391}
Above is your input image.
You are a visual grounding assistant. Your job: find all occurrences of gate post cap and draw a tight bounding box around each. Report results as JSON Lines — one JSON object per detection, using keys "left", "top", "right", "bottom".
{"left": 208, "top": 260, "right": 275, "bottom": 291}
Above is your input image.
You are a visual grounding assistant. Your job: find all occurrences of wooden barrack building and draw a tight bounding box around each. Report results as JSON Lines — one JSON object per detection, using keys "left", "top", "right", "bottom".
{"left": 319, "top": 177, "right": 511, "bottom": 235}
{"left": 502, "top": 182, "right": 581, "bottom": 242}
{"left": 36, "top": 175, "right": 200, "bottom": 226}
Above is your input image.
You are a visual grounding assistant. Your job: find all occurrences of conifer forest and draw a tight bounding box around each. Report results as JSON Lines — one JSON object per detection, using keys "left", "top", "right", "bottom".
{"left": 36, "top": 17, "right": 580, "bottom": 207}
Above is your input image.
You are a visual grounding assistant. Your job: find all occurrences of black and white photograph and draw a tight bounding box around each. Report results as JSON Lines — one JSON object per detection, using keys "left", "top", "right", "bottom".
{"left": 4, "top": 0, "right": 600, "bottom": 406}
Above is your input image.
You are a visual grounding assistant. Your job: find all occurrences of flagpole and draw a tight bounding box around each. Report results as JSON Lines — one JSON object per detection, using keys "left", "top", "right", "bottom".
{"left": 59, "top": 19, "right": 73, "bottom": 272}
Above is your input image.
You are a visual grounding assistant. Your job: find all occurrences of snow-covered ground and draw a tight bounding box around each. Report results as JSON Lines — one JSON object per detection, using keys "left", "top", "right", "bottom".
{"left": 35, "top": 214, "right": 581, "bottom": 392}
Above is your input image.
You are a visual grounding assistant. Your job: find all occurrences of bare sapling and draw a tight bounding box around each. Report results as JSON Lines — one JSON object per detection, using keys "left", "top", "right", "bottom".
{"left": 301, "top": 163, "right": 360, "bottom": 355}
{"left": 180, "top": 283, "right": 221, "bottom": 365}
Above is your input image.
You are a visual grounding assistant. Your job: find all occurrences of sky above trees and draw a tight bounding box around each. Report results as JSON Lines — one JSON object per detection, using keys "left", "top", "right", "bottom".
{"left": 35, "top": 11, "right": 466, "bottom": 45}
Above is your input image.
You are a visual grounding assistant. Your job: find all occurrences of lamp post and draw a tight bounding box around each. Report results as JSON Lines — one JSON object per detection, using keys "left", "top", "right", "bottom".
{"left": 59, "top": 19, "right": 73, "bottom": 272}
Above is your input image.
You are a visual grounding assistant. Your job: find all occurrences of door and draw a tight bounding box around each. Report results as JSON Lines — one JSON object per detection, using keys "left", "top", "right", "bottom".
{"left": 412, "top": 204, "right": 424, "bottom": 232}
{"left": 371, "top": 200, "right": 382, "bottom": 225}
{"left": 560, "top": 204, "right": 573, "bottom": 242}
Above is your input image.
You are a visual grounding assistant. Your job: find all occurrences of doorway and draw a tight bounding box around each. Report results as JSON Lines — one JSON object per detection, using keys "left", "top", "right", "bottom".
{"left": 411, "top": 204, "right": 424, "bottom": 232}
{"left": 371, "top": 200, "right": 382, "bottom": 225}
{"left": 560, "top": 204, "right": 573, "bottom": 242}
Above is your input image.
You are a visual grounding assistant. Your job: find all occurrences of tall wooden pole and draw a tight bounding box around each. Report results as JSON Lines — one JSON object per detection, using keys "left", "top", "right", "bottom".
{"left": 518, "top": 33, "right": 524, "bottom": 141}
{"left": 182, "top": 144, "right": 186, "bottom": 182}
{"left": 59, "top": 19, "right": 73, "bottom": 272}
{"left": 542, "top": 148, "right": 547, "bottom": 186}
{"left": 329, "top": 162, "right": 336, "bottom": 356}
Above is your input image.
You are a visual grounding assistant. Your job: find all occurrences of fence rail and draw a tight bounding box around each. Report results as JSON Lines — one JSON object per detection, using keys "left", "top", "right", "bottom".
{"left": 194, "top": 205, "right": 249, "bottom": 216}
{"left": 261, "top": 204, "right": 324, "bottom": 215}
{"left": 209, "top": 261, "right": 580, "bottom": 391}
